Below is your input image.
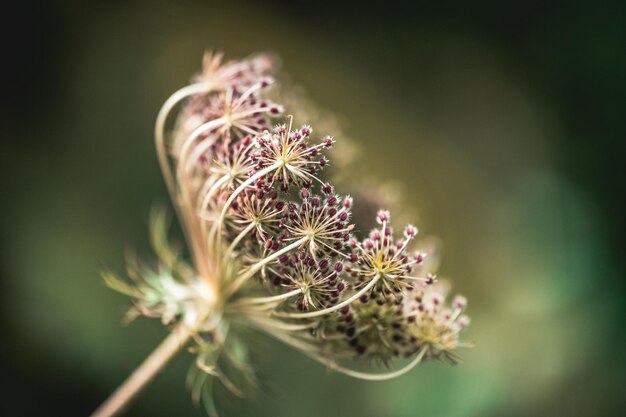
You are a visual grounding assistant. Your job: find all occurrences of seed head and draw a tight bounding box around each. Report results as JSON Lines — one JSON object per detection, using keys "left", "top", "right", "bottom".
{"left": 103, "top": 51, "right": 473, "bottom": 416}
{"left": 250, "top": 121, "right": 332, "bottom": 191}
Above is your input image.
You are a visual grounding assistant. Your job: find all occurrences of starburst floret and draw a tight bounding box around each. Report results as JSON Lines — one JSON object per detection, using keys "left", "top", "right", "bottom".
{"left": 349, "top": 211, "right": 434, "bottom": 295}
{"left": 196, "top": 51, "right": 275, "bottom": 91}
{"left": 272, "top": 253, "right": 347, "bottom": 311}
{"left": 227, "top": 190, "right": 286, "bottom": 248}
{"left": 250, "top": 120, "right": 334, "bottom": 191}
{"left": 282, "top": 189, "right": 354, "bottom": 259}
{"left": 404, "top": 284, "right": 473, "bottom": 363}
{"left": 174, "top": 78, "right": 282, "bottom": 166}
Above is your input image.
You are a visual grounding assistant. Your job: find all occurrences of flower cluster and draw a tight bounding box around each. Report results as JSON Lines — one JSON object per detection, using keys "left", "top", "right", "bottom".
{"left": 103, "top": 51, "right": 472, "bottom": 416}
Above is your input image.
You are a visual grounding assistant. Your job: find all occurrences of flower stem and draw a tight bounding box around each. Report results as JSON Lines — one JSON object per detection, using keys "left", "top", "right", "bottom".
{"left": 273, "top": 274, "right": 381, "bottom": 319}
{"left": 91, "top": 325, "right": 193, "bottom": 417}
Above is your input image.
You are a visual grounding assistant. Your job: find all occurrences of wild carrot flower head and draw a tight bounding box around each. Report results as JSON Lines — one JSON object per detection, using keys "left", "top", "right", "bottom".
{"left": 250, "top": 122, "right": 333, "bottom": 191}
{"left": 104, "top": 51, "right": 473, "bottom": 415}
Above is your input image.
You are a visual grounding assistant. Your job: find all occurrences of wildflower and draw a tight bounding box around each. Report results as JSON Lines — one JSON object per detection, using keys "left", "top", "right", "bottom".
{"left": 93, "top": 51, "right": 472, "bottom": 417}
{"left": 282, "top": 189, "right": 354, "bottom": 259}
{"left": 250, "top": 122, "right": 333, "bottom": 191}
{"left": 273, "top": 254, "right": 346, "bottom": 311}
{"left": 349, "top": 212, "right": 432, "bottom": 295}
{"left": 404, "top": 284, "right": 473, "bottom": 363}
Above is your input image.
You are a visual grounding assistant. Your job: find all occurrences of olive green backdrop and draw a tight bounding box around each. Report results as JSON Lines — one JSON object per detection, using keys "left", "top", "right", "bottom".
{"left": 2, "top": 1, "right": 624, "bottom": 416}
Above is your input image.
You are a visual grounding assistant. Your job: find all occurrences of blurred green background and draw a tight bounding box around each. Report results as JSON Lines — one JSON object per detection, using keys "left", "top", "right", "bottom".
{"left": 2, "top": 1, "right": 625, "bottom": 416}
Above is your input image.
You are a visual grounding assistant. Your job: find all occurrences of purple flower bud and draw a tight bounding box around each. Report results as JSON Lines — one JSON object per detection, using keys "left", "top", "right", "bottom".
{"left": 454, "top": 295, "right": 467, "bottom": 309}
{"left": 404, "top": 225, "right": 418, "bottom": 238}
{"left": 376, "top": 210, "right": 390, "bottom": 224}
{"left": 318, "top": 259, "right": 329, "bottom": 270}
{"left": 334, "top": 262, "right": 343, "bottom": 272}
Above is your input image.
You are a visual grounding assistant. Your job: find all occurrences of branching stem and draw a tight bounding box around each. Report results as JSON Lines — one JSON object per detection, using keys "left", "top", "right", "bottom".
{"left": 273, "top": 274, "right": 381, "bottom": 319}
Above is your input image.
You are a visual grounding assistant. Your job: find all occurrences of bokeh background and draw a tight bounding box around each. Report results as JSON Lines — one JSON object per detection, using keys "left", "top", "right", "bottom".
{"left": 3, "top": 1, "right": 625, "bottom": 416}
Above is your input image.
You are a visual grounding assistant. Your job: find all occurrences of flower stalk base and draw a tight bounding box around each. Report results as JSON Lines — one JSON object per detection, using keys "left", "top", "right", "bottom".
{"left": 91, "top": 325, "right": 193, "bottom": 417}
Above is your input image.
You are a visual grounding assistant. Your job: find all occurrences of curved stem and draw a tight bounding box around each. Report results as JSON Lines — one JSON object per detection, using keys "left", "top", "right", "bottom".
{"left": 177, "top": 116, "right": 228, "bottom": 181}
{"left": 90, "top": 325, "right": 193, "bottom": 417}
{"left": 213, "top": 161, "right": 282, "bottom": 244}
{"left": 255, "top": 320, "right": 428, "bottom": 381}
{"left": 233, "top": 288, "right": 302, "bottom": 306}
{"left": 198, "top": 174, "right": 228, "bottom": 214}
{"left": 155, "top": 82, "right": 213, "bottom": 201}
{"left": 273, "top": 274, "right": 380, "bottom": 319}
{"left": 154, "top": 83, "right": 214, "bottom": 279}
{"left": 310, "top": 345, "right": 428, "bottom": 381}
{"left": 226, "top": 221, "right": 257, "bottom": 254}
{"left": 224, "top": 236, "right": 309, "bottom": 298}
{"left": 249, "top": 317, "right": 316, "bottom": 331}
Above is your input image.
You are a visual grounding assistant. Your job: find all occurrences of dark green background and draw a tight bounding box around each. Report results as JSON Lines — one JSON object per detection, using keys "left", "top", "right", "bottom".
{"left": 3, "top": 1, "right": 625, "bottom": 416}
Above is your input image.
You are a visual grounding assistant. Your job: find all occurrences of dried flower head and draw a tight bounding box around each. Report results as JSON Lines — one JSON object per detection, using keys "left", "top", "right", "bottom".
{"left": 95, "top": 51, "right": 473, "bottom": 417}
